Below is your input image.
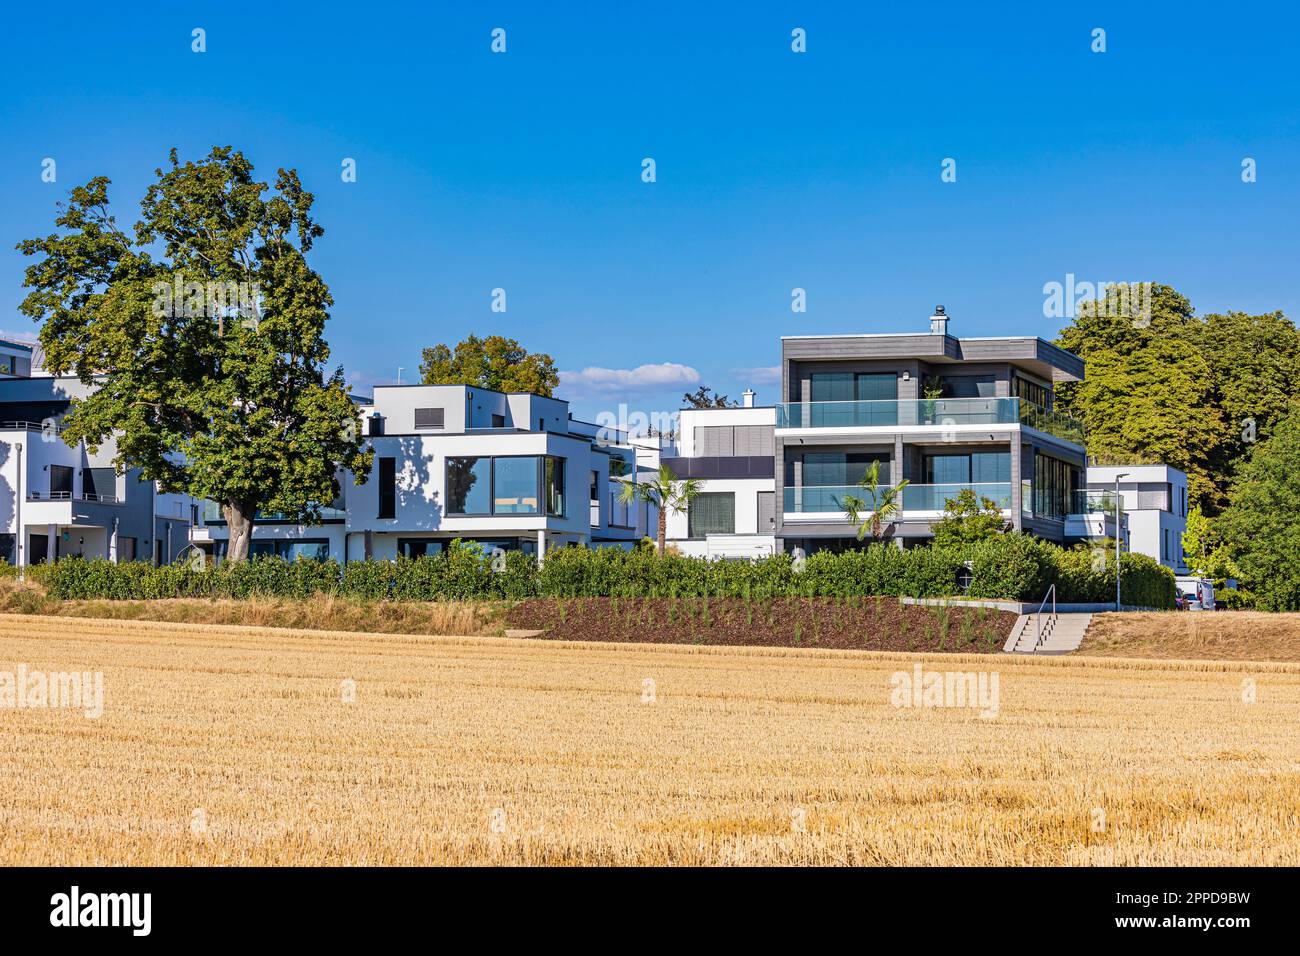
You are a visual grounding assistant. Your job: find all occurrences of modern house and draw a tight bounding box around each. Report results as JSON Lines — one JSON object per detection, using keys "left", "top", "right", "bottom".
{"left": 772, "top": 307, "right": 1112, "bottom": 552}
{"left": 0, "top": 375, "right": 197, "bottom": 566}
{"left": 1085, "top": 465, "right": 1189, "bottom": 572}
{"left": 191, "top": 383, "right": 653, "bottom": 562}
{"left": 660, "top": 391, "right": 777, "bottom": 558}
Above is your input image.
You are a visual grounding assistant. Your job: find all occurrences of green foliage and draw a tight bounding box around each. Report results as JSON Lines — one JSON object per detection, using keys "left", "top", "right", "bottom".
{"left": 930, "top": 489, "right": 1011, "bottom": 553}
{"left": 1051, "top": 547, "right": 1176, "bottom": 608}
{"left": 1217, "top": 409, "right": 1300, "bottom": 610}
{"left": 419, "top": 334, "right": 559, "bottom": 397}
{"left": 1055, "top": 284, "right": 1300, "bottom": 514}
{"left": 39, "top": 538, "right": 1175, "bottom": 608}
{"left": 967, "top": 534, "right": 1055, "bottom": 601}
{"left": 15, "top": 147, "right": 372, "bottom": 558}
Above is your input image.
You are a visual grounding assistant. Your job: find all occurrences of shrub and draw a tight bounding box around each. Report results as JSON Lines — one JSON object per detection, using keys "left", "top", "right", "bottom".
{"left": 967, "top": 534, "right": 1055, "bottom": 601}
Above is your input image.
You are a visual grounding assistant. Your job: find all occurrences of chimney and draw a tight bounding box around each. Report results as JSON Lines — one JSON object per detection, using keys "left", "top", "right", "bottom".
{"left": 930, "top": 304, "right": 949, "bottom": 336}
{"left": 742, "top": 389, "right": 756, "bottom": 408}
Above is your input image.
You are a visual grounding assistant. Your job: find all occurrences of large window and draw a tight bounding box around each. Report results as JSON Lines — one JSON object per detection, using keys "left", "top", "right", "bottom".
{"left": 446, "top": 457, "right": 491, "bottom": 514}
{"left": 688, "top": 492, "right": 735, "bottom": 538}
{"left": 1033, "top": 453, "right": 1080, "bottom": 517}
{"left": 493, "top": 457, "right": 539, "bottom": 514}
{"left": 414, "top": 408, "right": 445, "bottom": 429}
{"left": 792, "top": 452, "right": 889, "bottom": 487}
{"left": 216, "top": 538, "right": 330, "bottom": 561}
{"left": 1013, "top": 375, "right": 1050, "bottom": 409}
{"left": 445, "top": 456, "right": 565, "bottom": 516}
{"left": 809, "top": 372, "right": 897, "bottom": 425}
{"left": 377, "top": 457, "right": 397, "bottom": 518}
{"left": 923, "top": 452, "right": 1010, "bottom": 484}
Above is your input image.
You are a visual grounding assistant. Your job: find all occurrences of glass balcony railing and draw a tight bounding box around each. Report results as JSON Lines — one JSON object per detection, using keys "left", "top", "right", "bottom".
{"left": 777, "top": 398, "right": 1016, "bottom": 429}
{"left": 783, "top": 482, "right": 1013, "bottom": 514}
{"left": 1018, "top": 401, "right": 1086, "bottom": 445}
{"left": 776, "top": 397, "right": 1085, "bottom": 445}
{"left": 1069, "top": 489, "right": 1123, "bottom": 515}
{"left": 201, "top": 501, "right": 346, "bottom": 522}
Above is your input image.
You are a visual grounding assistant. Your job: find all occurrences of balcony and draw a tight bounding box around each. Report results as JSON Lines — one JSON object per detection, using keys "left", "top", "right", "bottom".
{"left": 776, "top": 397, "right": 1083, "bottom": 444}
{"left": 783, "top": 482, "right": 1013, "bottom": 515}
{"left": 201, "top": 501, "right": 346, "bottom": 523}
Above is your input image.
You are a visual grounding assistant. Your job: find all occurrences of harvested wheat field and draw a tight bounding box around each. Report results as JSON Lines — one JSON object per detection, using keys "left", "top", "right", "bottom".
{"left": 1, "top": 613, "right": 1297, "bottom": 866}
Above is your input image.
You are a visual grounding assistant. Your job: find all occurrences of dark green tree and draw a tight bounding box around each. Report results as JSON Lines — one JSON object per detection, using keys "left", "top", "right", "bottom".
{"left": 16, "top": 147, "right": 372, "bottom": 561}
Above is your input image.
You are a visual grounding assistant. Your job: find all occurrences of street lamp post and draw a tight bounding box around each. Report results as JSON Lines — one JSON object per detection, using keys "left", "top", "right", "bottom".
{"left": 1115, "top": 473, "right": 1129, "bottom": 611}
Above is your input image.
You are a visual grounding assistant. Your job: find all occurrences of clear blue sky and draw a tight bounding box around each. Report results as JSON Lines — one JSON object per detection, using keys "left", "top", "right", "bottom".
{"left": 2, "top": 2, "right": 1297, "bottom": 423}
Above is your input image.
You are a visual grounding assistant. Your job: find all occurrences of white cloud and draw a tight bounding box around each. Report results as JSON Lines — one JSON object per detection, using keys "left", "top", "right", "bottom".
{"left": 559, "top": 362, "right": 700, "bottom": 397}
{"left": 731, "top": 365, "right": 781, "bottom": 386}
{"left": 0, "top": 329, "right": 39, "bottom": 344}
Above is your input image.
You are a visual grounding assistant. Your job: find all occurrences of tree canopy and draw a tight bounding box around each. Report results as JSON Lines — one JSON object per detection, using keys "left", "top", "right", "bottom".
{"left": 419, "top": 334, "right": 559, "bottom": 396}
{"left": 1055, "top": 284, "right": 1300, "bottom": 513}
{"left": 16, "top": 146, "right": 371, "bottom": 561}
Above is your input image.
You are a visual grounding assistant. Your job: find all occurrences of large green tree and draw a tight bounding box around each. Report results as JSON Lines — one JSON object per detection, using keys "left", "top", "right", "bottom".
{"left": 1216, "top": 410, "right": 1300, "bottom": 610}
{"left": 1056, "top": 285, "right": 1226, "bottom": 511}
{"left": 16, "top": 147, "right": 371, "bottom": 561}
{"left": 419, "top": 334, "right": 559, "bottom": 396}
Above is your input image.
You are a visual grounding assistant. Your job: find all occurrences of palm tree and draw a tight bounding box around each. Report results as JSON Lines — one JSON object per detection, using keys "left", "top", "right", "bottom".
{"left": 841, "top": 460, "right": 910, "bottom": 541}
{"left": 617, "top": 463, "right": 703, "bottom": 554}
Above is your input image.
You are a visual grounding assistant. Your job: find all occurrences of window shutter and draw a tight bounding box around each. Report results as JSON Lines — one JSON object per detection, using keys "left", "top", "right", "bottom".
{"left": 414, "top": 408, "right": 445, "bottom": 429}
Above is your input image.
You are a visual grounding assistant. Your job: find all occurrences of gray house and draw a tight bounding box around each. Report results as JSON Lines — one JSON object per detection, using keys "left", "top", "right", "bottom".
{"left": 775, "top": 307, "right": 1103, "bottom": 553}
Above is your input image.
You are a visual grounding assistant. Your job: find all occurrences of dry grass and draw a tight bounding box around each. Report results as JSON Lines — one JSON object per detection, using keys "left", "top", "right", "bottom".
{"left": 1079, "top": 611, "right": 1300, "bottom": 663}
{"left": 0, "top": 578, "right": 502, "bottom": 637}
{"left": 1, "top": 614, "right": 1297, "bottom": 865}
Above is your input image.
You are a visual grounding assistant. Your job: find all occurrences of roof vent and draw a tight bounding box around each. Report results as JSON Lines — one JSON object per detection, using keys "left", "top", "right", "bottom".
{"left": 742, "top": 389, "right": 756, "bottom": 408}
{"left": 930, "top": 305, "right": 949, "bottom": 336}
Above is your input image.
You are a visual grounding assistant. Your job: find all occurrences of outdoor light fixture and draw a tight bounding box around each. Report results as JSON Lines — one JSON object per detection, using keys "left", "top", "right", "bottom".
{"left": 1114, "top": 473, "right": 1129, "bottom": 611}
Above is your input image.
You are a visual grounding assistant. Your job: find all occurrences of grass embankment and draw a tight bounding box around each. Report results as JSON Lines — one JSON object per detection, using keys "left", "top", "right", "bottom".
{"left": 1078, "top": 611, "right": 1300, "bottom": 663}
{"left": 0, "top": 579, "right": 502, "bottom": 637}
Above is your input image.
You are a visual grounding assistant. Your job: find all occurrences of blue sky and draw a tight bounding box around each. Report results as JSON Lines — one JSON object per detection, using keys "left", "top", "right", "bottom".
{"left": 2, "top": 2, "right": 1297, "bottom": 423}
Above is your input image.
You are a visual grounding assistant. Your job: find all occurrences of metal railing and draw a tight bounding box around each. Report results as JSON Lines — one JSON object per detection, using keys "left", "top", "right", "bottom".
{"left": 27, "top": 490, "right": 120, "bottom": 504}
{"left": 1034, "top": 584, "right": 1057, "bottom": 650}
{"left": 0, "top": 420, "right": 61, "bottom": 434}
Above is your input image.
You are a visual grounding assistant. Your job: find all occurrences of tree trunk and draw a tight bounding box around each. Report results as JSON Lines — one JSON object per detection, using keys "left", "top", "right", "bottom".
{"left": 657, "top": 503, "right": 667, "bottom": 555}
{"left": 222, "top": 500, "right": 255, "bottom": 563}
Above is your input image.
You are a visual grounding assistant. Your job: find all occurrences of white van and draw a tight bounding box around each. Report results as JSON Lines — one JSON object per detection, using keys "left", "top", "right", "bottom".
{"left": 1175, "top": 576, "right": 1215, "bottom": 611}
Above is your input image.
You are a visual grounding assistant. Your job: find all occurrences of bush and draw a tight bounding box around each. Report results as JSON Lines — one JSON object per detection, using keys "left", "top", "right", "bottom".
{"left": 35, "top": 534, "right": 1177, "bottom": 607}
{"left": 967, "top": 534, "right": 1055, "bottom": 601}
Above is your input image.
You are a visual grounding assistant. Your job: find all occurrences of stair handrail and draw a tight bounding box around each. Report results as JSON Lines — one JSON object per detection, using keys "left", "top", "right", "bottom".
{"left": 1034, "top": 584, "right": 1057, "bottom": 649}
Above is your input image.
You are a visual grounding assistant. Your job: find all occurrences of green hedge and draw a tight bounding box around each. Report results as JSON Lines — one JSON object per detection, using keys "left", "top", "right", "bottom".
{"left": 39, "top": 535, "right": 1176, "bottom": 608}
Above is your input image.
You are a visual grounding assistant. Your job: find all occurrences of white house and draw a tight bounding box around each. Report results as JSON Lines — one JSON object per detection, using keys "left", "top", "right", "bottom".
{"left": 0, "top": 375, "right": 197, "bottom": 566}
{"left": 661, "top": 390, "right": 777, "bottom": 558}
{"left": 1085, "top": 464, "right": 1189, "bottom": 572}
{"left": 192, "top": 383, "right": 653, "bottom": 562}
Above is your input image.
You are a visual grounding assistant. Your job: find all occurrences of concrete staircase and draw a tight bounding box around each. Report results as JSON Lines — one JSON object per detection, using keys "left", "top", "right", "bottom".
{"left": 1003, "top": 612, "right": 1093, "bottom": 655}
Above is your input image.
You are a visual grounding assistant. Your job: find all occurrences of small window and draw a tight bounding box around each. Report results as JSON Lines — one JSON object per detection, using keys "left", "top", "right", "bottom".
{"left": 491, "top": 413, "right": 505, "bottom": 428}
{"left": 378, "top": 457, "right": 396, "bottom": 518}
{"left": 414, "top": 408, "right": 445, "bottom": 430}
